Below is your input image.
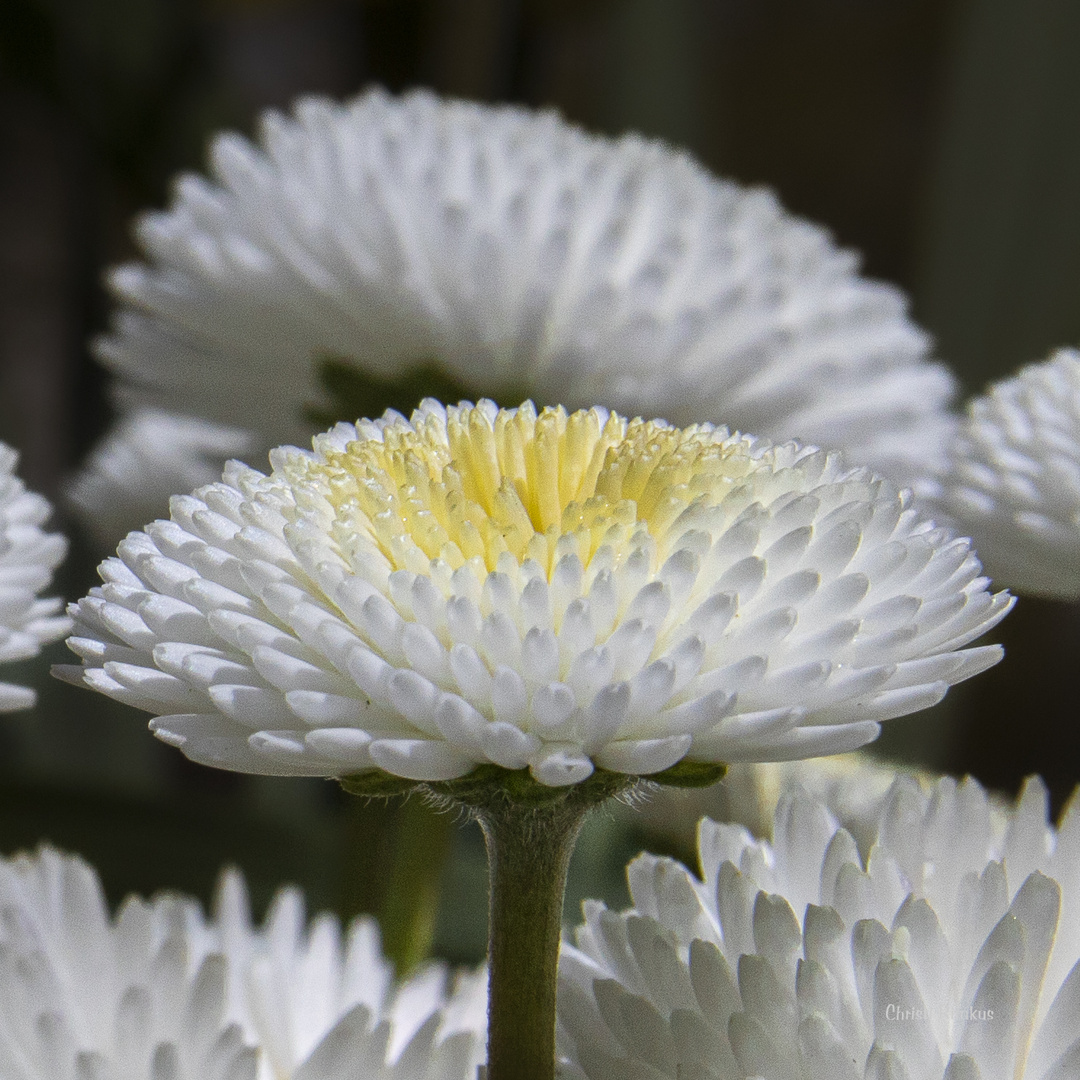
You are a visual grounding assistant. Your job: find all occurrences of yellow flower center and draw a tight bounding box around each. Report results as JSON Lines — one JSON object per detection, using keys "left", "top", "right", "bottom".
{"left": 290, "top": 402, "right": 762, "bottom": 576}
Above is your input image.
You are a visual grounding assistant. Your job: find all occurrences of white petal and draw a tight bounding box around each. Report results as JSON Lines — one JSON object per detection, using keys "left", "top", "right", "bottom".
{"left": 367, "top": 738, "right": 474, "bottom": 781}
{"left": 594, "top": 736, "right": 692, "bottom": 775}
{"left": 928, "top": 349, "right": 1080, "bottom": 598}
{"left": 530, "top": 744, "right": 594, "bottom": 787}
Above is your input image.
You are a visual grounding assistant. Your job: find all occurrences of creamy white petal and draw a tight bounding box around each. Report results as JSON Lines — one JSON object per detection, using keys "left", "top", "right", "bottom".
{"left": 0, "top": 847, "right": 484, "bottom": 1080}
{"left": 68, "top": 408, "right": 253, "bottom": 550}
{"left": 0, "top": 442, "right": 70, "bottom": 708}
{"left": 0, "top": 846, "right": 257, "bottom": 1080}
{"left": 207, "top": 871, "right": 486, "bottom": 1080}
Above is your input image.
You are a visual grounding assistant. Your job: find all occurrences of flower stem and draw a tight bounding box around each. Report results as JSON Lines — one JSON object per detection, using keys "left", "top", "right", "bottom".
{"left": 433, "top": 767, "right": 633, "bottom": 1080}
{"left": 478, "top": 798, "right": 585, "bottom": 1080}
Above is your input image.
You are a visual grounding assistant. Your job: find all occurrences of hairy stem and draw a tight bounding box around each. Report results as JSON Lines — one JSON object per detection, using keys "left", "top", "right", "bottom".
{"left": 479, "top": 798, "right": 586, "bottom": 1080}
{"left": 433, "top": 767, "right": 633, "bottom": 1080}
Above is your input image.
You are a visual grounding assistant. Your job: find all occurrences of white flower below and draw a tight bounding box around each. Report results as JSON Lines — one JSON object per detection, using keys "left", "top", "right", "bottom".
{"left": 925, "top": 348, "right": 1080, "bottom": 599}
{"left": 0, "top": 846, "right": 486, "bottom": 1080}
{"left": 0, "top": 846, "right": 256, "bottom": 1080}
{"left": 560, "top": 768, "right": 1080, "bottom": 1080}
{"left": 82, "top": 87, "right": 955, "bottom": 539}
{"left": 0, "top": 442, "right": 70, "bottom": 710}
{"left": 209, "top": 870, "right": 487, "bottom": 1080}
{"left": 59, "top": 400, "right": 1010, "bottom": 787}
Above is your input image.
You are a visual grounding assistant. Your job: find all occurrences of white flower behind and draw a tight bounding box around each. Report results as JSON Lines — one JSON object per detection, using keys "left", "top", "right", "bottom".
{"left": 926, "top": 348, "right": 1080, "bottom": 598}
{"left": 58, "top": 400, "right": 1010, "bottom": 787}
{"left": 559, "top": 769, "right": 1080, "bottom": 1080}
{"left": 629, "top": 751, "right": 928, "bottom": 855}
{"left": 69, "top": 408, "right": 253, "bottom": 549}
{"left": 80, "top": 87, "right": 955, "bottom": 537}
{"left": 0, "top": 442, "right": 70, "bottom": 710}
{"left": 0, "top": 846, "right": 485, "bottom": 1080}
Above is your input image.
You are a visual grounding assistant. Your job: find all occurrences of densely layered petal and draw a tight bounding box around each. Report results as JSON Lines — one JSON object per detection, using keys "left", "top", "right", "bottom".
{"left": 925, "top": 348, "right": 1080, "bottom": 598}
{"left": 630, "top": 751, "right": 932, "bottom": 854}
{"left": 560, "top": 767, "right": 1080, "bottom": 1080}
{"left": 59, "top": 400, "right": 1010, "bottom": 785}
{"left": 209, "top": 870, "right": 487, "bottom": 1080}
{"left": 81, "top": 88, "right": 954, "bottom": 538}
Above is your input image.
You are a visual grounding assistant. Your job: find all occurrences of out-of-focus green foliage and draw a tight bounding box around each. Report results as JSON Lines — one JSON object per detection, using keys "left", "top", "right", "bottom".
{"left": 307, "top": 357, "right": 494, "bottom": 430}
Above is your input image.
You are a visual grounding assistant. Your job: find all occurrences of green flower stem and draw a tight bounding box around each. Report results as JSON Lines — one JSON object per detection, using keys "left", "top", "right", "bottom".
{"left": 433, "top": 767, "right": 634, "bottom": 1080}
{"left": 479, "top": 797, "right": 585, "bottom": 1080}
{"left": 343, "top": 761, "right": 726, "bottom": 1079}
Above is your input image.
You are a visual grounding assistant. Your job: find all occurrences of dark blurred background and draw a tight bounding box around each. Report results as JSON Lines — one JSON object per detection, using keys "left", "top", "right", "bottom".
{"left": 2, "top": 0, "right": 1079, "bottom": 962}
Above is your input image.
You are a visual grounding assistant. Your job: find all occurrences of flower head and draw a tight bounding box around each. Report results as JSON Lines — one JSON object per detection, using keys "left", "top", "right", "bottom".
{"left": 926, "top": 348, "right": 1080, "bottom": 598}
{"left": 560, "top": 770, "right": 1080, "bottom": 1080}
{"left": 0, "top": 442, "right": 70, "bottom": 709}
{"left": 59, "top": 400, "right": 1010, "bottom": 787}
{"left": 82, "top": 88, "right": 954, "bottom": 537}
{"left": 0, "top": 846, "right": 485, "bottom": 1080}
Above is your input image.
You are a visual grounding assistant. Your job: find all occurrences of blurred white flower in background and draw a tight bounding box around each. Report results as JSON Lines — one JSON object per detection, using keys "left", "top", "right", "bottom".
{"left": 627, "top": 751, "right": 934, "bottom": 855}
{"left": 69, "top": 408, "right": 253, "bottom": 549}
{"left": 0, "top": 846, "right": 485, "bottom": 1080}
{"left": 559, "top": 768, "right": 1080, "bottom": 1080}
{"left": 77, "top": 87, "right": 956, "bottom": 539}
{"left": 58, "top": 400, "right": 1009, "bottom": 786}
{"left": 926, "top": 348, "right": 1080, "bottom": 599}
{"left": 0, "top": 443, "right": 70, "bottom": 710}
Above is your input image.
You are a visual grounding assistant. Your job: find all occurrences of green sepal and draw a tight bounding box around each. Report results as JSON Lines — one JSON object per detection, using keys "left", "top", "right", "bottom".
{"left": 338, "top": 772, "right": 422, "bottom": 800}
{"left": 648, "top": 760, "right": 728, "bottom": 789}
